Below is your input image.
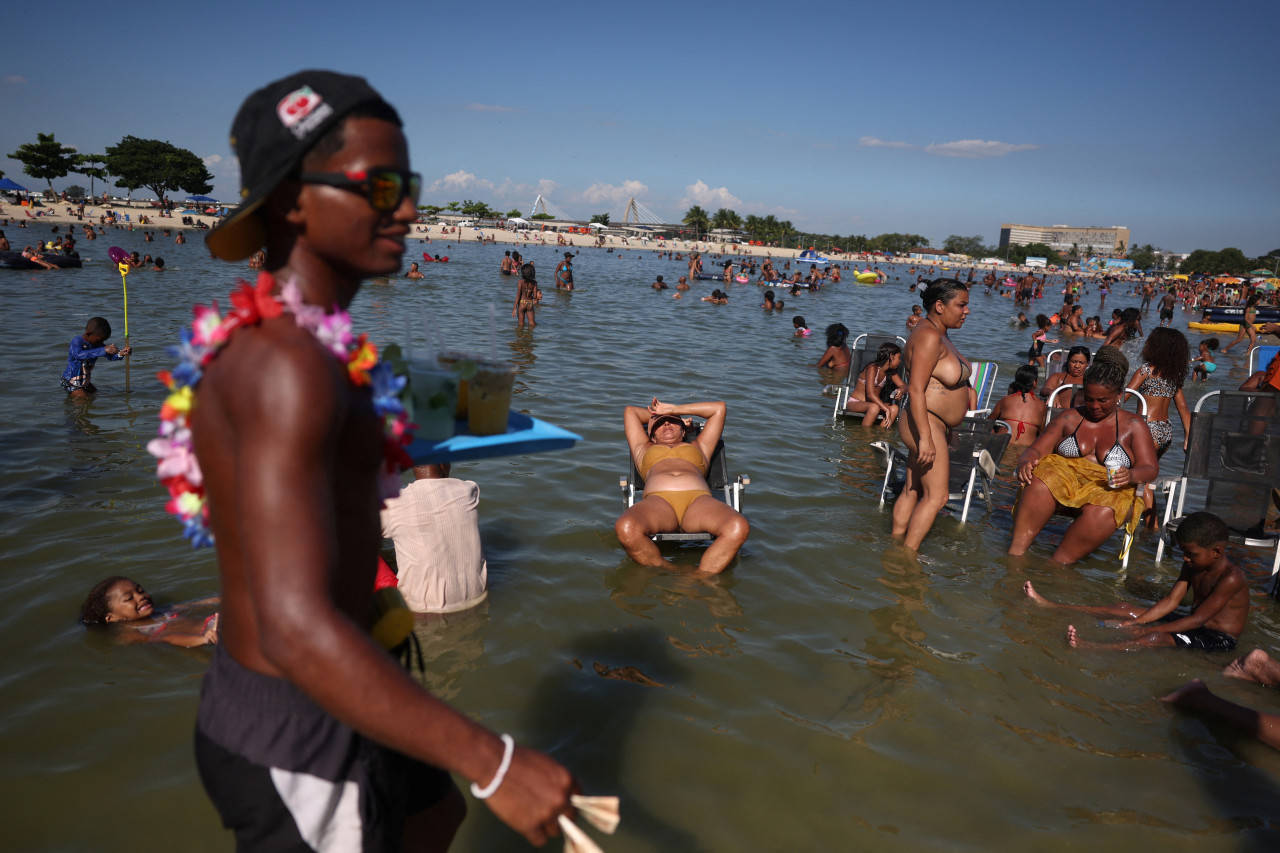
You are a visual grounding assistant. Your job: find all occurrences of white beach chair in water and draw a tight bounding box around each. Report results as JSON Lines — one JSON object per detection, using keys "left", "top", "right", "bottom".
{"left": 619, "top": 422, "right": 749, "bottom": 542}
{"left": 870, "top": 416, "right": 1011, "bottom": 525}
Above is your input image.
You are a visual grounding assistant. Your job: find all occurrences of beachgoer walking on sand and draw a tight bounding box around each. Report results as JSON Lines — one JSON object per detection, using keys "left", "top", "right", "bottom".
{"left": 191, "top": 70, "right": 577, "bottom": 849}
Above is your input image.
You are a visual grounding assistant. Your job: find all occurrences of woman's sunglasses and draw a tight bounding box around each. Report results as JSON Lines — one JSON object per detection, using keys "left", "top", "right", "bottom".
{"left": 297, "top": 168, "right": 422, "bottom": 211}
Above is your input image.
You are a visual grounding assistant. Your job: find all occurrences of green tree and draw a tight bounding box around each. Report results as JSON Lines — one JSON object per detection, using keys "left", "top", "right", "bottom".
{"left": 419, "top": 204, "right": 444, "bottom": 217}
{"left": 459, "top": 199, "right": 494, "bottom": 219}
{"left": 870, "top": 233, "right": 930, "bottom": 254}
{"left": 506, "top": 209, "right": 522, "bottom": 218}
{"left": 103, "top": 136, "right": 212, "bottom": 201}
{"left": 1004, "top": 242, "right": 1064, "bottom": 267}
{"left": 7, "top": 132, "right": 78, "bottom": 193}
{"left": 1128, "top": 243, "right": 1160, "bottom": 271}
{"left": 445, "top": 201, "right": 461, "bottom": 212}
{"left": 710, "top": 208, "right": 742, "bottom": 231}
{"left": 73, "top": 154, "right": 110, "bottom": 197}
{"left": 942, "top": 235, "right": 986, "bottom": 256}
{"left": 65, "top": 184, "right": 86, "bottom": 199}
{"left": 682, "top": 205, "right": 709, "bottom": 238}
{"left": 589, "top": 213, "right": 610, "bottom": 225}
{"left": 530, "top": 213, "right": 555, "bottom": 221}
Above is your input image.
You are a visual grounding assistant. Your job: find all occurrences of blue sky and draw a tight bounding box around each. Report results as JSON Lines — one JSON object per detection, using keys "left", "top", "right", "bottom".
{"left": 3, "top": 0, "right": 1276, "bottom": 255}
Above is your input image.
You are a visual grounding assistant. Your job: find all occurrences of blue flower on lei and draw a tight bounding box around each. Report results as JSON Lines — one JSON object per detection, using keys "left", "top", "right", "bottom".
{"left": 369, "top": 360, "right": 407, "bottom": 418}
{"left": 166, "top": 327, "right": 208, "bottom": 388}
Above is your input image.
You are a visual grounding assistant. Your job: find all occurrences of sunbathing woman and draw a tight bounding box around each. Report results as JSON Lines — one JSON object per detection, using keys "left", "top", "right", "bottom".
{"left": 1007, "top": 351, "right": 1159, "bottom": 564}
{"left": 1039, "top": 345, "right": 1091, "bottom": 408}
{"left": 615, "top": 399, "right": 749, "bottom": 574}
{"left": 990, "top": 365, "right": 1047, "bottom": 446}
{"left": 844, "top": 342, "right": 904, "bottom": 427}
{"left": 892, "top": 279, "right": 971, "bottom": 550}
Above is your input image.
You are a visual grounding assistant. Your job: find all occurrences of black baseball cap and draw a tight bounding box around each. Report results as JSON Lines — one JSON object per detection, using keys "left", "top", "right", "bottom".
{"left": 206, "top": 70, "right": 399, "bottom": 262}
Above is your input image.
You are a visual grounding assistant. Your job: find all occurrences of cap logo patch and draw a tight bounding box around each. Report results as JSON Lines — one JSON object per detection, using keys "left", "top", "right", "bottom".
{"left": 277, "top": 86, "right": 335, "bottom": 140}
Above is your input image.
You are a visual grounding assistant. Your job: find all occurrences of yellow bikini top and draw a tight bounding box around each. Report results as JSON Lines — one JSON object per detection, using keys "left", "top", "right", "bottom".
{"left": 638, "top": 443, "right": 708, "bottom": 479}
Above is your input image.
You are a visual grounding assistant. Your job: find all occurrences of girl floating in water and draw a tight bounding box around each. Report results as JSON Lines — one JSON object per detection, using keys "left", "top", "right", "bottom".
{"left": 80, "top": 576, "right": 219, "bottom": 648}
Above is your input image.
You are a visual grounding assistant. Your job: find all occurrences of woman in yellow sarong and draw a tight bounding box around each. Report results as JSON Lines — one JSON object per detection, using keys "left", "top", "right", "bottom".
{"left": 1008, "top": 350, "right": 1159, "bottom": 564}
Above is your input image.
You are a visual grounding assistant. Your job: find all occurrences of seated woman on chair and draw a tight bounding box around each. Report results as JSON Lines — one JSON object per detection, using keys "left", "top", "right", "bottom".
{"left": 1039, "top": 345, "right": 1090, "bottom": 409}
{"left": 615, "top": 399, "right": 749, "bottom": 575}
{"left": 989, "top": 365, "right": 1047, "bottom": 446}
{"left": 843, "top": 341, "right": 903, "bottom": 428}
{"left": 1007, "top": 349, "right": 1159, "bottom": 564}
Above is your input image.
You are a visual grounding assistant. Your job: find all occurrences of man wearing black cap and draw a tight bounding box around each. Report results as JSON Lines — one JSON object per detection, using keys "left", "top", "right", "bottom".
{"left": 192, "top": 70, "right": 575, "bottom": 851}
{"left": 554, "top": 251, "right": 574, "bottom": 291}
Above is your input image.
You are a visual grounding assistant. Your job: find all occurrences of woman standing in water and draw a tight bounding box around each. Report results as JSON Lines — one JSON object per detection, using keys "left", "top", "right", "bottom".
{"left": 892, "top": 279, "right": 971, "bottom": 550}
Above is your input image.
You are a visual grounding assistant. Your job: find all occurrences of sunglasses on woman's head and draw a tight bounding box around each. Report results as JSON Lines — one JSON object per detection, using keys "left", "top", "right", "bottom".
{"left": 296, "top": 168, "right": 422, "bottom": 211}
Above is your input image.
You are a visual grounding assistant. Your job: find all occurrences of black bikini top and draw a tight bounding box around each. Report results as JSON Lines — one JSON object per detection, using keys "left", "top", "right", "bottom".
{"left": 1056, "top": 410, "right": 1132, "bottom": 468}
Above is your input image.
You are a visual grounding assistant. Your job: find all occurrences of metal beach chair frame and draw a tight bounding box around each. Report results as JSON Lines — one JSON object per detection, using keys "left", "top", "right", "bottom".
{"left": 832, "top": 333, "right": 907, "bottom": 420}
{"left": 870, "top": 416, "right": 1012, "bottom": 526}
{"left": 1156, "top": 390, "right": 1280, "bottom": 583}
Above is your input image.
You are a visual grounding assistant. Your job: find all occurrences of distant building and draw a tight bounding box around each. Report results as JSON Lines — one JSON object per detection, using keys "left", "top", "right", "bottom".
{"left": 907, "top": 247, "right": 949, "bottom": 261}
{"left": 998, "top": 223, "right": 1130, "bottom": 255}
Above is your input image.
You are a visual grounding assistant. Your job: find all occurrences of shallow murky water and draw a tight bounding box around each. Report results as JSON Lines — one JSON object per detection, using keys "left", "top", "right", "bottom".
{"left": 2, "top": 229, "right": 1279, "bottom": 851}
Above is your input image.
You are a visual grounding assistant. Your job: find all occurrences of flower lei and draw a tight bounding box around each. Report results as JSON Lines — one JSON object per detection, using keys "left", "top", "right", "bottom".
{"left": 148, "top": 271, "right": 414, "bottom": 548}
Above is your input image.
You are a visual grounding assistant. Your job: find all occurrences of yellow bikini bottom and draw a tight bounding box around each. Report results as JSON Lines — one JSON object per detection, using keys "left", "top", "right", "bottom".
{"left": 645, "top": 489, "right": 712, "bottom": 526}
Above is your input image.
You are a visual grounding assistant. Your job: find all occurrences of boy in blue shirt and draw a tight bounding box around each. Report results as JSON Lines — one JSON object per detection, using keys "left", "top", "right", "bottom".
{"left": 61, "top": 316, "right": 130, "bottom": 397}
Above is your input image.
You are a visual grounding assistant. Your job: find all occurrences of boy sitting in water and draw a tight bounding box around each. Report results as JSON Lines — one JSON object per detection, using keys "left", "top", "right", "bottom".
{"left": 61, "top": 316, "right": 130, "bottom": 397}
{"left": 1024, "top": 511, "right": 1248, "bottom": 651}
{"left": 80, "top": 576, "right": 220, "bottom": 648}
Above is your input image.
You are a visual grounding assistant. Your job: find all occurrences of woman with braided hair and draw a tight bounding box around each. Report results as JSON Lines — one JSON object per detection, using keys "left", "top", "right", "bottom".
{"left": 1008, "top": 347, "right": 1159, "bottom": 564}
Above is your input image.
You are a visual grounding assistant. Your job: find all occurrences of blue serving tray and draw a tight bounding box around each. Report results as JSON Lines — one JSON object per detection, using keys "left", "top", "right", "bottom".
{"left": 407, "top": 412, "right": 582, "bottom": 464}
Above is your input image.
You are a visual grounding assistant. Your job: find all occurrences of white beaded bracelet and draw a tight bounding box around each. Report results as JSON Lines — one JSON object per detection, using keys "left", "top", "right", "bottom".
{"left": 470, "top": 734, "right": 515, "bottom": 799}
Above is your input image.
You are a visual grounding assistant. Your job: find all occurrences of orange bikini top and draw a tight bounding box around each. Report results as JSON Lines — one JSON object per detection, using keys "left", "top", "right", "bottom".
{"left": 638, "top": 443, "right": 708, "bottom": 479}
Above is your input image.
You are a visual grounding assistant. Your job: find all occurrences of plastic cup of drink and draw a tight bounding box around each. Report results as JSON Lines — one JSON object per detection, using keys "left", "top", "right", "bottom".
{"left": 467, "top": 359, "right": 516, "bottom": 436}
{"left": 436, "top": 351, "right": 478, "bottom": 419}
{"left": 408, "top": 361, "right": 459, "bottom": 441}
{"left": 1106, "top": 463, "right": 1124, "bottom": 489}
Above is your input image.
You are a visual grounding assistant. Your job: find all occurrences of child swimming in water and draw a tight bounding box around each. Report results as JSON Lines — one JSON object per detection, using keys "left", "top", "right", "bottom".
{"left": 793, "top": 316, "right": 811, "bottom": 336}
{"left": 79, "top": 576, "right": 219, "bottom": 647}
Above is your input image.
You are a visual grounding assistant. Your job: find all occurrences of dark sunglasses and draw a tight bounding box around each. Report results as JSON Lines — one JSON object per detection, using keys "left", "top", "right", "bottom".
{"left": 296, "top": 168, "right": 422, "bottom": 211}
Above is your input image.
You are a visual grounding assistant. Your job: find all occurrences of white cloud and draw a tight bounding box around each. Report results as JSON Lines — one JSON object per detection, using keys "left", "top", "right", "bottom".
{"left": 923, "top": 139, "right": 1039, "bottom": 158}
{"left": 465, "top": 103, "right": 519, "bottom": 113}
{"left": 4, "top": 75, "right": 27, "bottom": 85}
{"left": 579, "top": 179, "right": 648, "bottom": 205}
{"left": 427, "top": 170, "right": 496, "bottom": 194}
{"left": 203, "top": 153, "right": 239, "bottom": 184}
{"left": 679, "top": 180, "right": 742, "bottom": 210}
{"left": 858, "top": 136, "right": 916, "bottom": 150}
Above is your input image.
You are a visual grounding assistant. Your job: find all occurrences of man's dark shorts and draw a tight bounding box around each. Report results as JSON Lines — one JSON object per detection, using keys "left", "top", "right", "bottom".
{"left": 1160, "top": 308, "right": 1174, "bottom": 321}
{"left": 196, "top": 644, "right": 452, "bottom": 852}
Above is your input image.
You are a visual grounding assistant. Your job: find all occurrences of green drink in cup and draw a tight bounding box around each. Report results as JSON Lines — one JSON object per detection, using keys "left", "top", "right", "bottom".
{"left": 408, "top": 361, "right": 459, "bottom": 441}
{"left": 467, "top": 359, "right": 516, "bottom": 435}
{"left": 436, "top": 350, "right": 476, "bottom": 419}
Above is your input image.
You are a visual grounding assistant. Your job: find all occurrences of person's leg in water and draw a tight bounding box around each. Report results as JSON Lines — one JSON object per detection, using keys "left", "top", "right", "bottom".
{"left": 1023, "top": 581, "right": 1145, "bottom": 619}
{"left": 1163, "top": 679, "right": 1280, "bottom": 752}
{"left": 1065, "top": 623, "right": 1176, "bottom": 649}
{"left": 680, "top": 494, "right": 749, "bottom": 575}
{"left": 615, "top": 496, "right": 680, "bottom": 569}
{"left": 1224, "top": 649, "right": 1280, "bottom": 687}
{"left": 891, "top": 411, "right": 950, "bottom": 550}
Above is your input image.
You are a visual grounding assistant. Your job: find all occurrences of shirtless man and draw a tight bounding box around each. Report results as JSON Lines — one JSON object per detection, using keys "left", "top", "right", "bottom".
{"left": 0, "top": 230, "right": 9, "bottom": 251}
{"left": 892, "top": 279, "right": 971, "bottom": 550}
{"left": 193, "top": 71, "right": 575, "bottom": 850}
{"left": 688, "top": 252, "right": 702, "bottom": 282}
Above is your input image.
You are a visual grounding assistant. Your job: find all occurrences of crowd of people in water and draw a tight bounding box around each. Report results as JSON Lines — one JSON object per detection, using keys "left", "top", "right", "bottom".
{"left": 51, "top": 160, "right": 1280, "bottom": 844}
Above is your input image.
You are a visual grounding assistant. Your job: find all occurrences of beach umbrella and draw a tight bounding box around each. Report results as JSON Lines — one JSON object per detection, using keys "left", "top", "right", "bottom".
{"left": 185, "top": 194, "right": 217, "bottom": 204}
{"left": 0, "top": 177, "right": 28, "bottom": 192}
{"left": 1248, "top": 269, "right": 1273, "bottom": 277}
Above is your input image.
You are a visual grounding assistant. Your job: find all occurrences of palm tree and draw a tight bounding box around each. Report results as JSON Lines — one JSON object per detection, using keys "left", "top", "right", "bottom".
{"left": 682, "top": 205, "right": 709, "bottom": 239}
{"left": 744, "top": 215, "right": 763, "bottom": 241}
{"left": 590, "top": 213, "right": 610, "bottom": 225}
{"left": 711, "top": 208, "right": 742, "bottom": 231}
